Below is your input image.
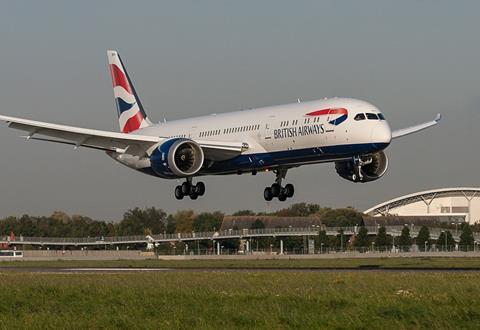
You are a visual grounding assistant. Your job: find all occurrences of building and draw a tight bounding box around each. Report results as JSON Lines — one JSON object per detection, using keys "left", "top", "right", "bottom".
{"left": 364, "top": 187, "right": 480, "bottom": 224}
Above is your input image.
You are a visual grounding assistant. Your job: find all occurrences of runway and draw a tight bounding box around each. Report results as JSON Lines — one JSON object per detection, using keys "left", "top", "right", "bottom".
{"left": 2, "top": 267, "right": 480, "bottom": 273}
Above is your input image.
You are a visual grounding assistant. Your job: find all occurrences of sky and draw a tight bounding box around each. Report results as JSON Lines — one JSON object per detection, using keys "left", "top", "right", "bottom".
{"left": 0, "top": 0, "right": 479, "bottom": 221}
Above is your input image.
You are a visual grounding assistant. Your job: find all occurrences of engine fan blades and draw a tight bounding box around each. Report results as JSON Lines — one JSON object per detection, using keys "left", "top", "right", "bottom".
{"left": 175, "top": 147, "right": 195, "bottom": 171}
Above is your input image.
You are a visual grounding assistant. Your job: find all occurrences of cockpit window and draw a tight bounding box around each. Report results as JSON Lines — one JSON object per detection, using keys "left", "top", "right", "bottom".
{"left": 378, "top": 113, "right": 386, "bottom": 120}
{"left": 354, "top": 113, "right": 366, "bottom": 121}
{"left": 366, "top": 113, "right": 379, "bottom": 120}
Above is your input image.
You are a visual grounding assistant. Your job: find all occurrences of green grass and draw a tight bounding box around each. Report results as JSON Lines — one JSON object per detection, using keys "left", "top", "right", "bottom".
{"left": 3, "top": 256, "right": 480, "bottom": 269}
{"left": 1, "top": 271, "right": 480, "bottom": 329}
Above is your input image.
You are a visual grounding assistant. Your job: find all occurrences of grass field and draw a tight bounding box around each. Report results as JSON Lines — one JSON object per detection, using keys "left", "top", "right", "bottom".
{"left": 1, "top": 271, "right": 480, "bottom": 329}
{"left": 4, "top": 256, "right": 480, "bottom": 269}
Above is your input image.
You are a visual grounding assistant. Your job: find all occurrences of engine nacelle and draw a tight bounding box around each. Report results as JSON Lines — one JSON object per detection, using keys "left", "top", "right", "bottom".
{"left": 150, "top": 138, "right": 204, "bottom": 178}
{"left": 335, "top": 151, "right": 388, "bottom": 183}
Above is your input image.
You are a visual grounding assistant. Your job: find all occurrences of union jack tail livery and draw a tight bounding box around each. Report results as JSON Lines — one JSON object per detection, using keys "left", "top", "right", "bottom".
{"left": 107, "top": 50, "right": 152, "bottom": 133}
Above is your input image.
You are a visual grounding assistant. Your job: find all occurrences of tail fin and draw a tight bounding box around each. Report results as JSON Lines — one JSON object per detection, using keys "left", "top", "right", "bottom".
{"left": 107, "top": 50, "right": 152, "bottom": 133}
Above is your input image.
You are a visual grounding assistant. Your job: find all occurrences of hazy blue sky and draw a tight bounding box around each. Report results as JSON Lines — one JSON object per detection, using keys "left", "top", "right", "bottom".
{"left": 0, "top": 1, "right": 479, "bottom": 221}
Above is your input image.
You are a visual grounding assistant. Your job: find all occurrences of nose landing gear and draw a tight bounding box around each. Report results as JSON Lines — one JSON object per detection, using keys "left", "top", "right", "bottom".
{"left": 264, "top": 168, "right": 294, "bottom": 202}
{"left": 351, "top": 155, "right": 372, "bottom": 182}
{"left": 175, "top": 177, "right": 205, "bottom": 200}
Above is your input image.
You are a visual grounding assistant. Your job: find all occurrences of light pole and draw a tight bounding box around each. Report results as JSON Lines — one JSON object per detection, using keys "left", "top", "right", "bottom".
{"left": 321, "top": 242, "right": 324, "bottom": 254}
{"left": 371, "top": 241, "right": 375, "bottom": 253}
{"left": 424, "top": 241, "right": 427, "bottom": 253}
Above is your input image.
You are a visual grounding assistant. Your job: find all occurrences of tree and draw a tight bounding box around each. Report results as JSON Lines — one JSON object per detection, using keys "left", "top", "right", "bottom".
{"left": 459, "top": 224, "right": 474, "bottom": 251}
{"left": 232, "top": 210, "right": 256, "bottom": 216}
{"left": 193, "top": 212, "right": 224, "bottom": 232}
{"left": 274, "top": 203, "right": 320, "bottom": 217}
{"left": 437, "top": 231, "right": 455, "bottom": 251}
{"left": 398, "top": 226, "right": 412, "bottom": 251}
{"left": 416, "top": 226, "right": 431, "bottom": 251}
{"left": 375, "top": 226, "right": 390, "bottom": 251}
{"left": 165, "top": 215, "right": 176, "bottom": 234}
{"left": 117, "top": 207, "right": 167, "bottom": 235}
{"left": 250, "top": 219, "right": 265, "bottom": 229}
{"left": 171, "top": 210, "right": 196, "bottom": 233}
{"left": 320, "top": 208, "right": 363, "bottom": 227}
{"left": 354, "top": 227, "right": 369, "bottom": 248}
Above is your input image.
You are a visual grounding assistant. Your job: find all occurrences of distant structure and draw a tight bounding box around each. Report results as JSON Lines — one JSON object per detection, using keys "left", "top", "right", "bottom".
{"left": 362, "top": 215, "right": 464, "bottom": 227}
{"left": 364, "top": 188, "right": 480, "bottom": 224}
{"left": 221, "top": 215, "right": 322, "bottom": 230}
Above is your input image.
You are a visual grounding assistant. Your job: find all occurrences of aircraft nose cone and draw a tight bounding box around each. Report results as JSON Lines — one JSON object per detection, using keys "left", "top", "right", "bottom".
{"left": 371, "top": 122, "right": 392, "bottom": 149}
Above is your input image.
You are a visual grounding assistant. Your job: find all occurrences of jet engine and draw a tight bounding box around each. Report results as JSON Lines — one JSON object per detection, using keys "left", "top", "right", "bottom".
{"left": 335, "top": 151, "right": 388, "bottom": 183}
{"left": 150, "top": 138, "right": 204, "bottom": 178}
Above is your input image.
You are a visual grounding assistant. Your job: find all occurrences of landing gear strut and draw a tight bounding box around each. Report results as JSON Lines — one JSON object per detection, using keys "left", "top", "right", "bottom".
{"left": 175, "top": 177, "right": 205, "bottom": 200}
{"left": 264, "top": 168, "right": 294, "bottom": 202}
{"left": 351, "top": 155, "right": 372, "bottom": 182}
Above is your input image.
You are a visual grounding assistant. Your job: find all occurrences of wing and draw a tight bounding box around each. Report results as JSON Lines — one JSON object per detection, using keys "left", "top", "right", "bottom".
{"left": 391, "top": 113, "right": 442, "bottom": 139}
{"left": 0, "top": 114, "right": 247, "bottom": 160}
{"left": 0, "top": 114, "right": 163, "bottom": 156}
{"left": 196, "top": 140, "right": 248, "bottom": 161}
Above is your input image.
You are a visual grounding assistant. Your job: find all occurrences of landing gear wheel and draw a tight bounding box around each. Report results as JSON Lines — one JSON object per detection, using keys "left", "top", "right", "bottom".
{"left": 278, "top": 189, "right": 287, "bottom": 202}
{"left": 174, "top": 186, "right": 184, "bottom": 200}
{"left": 190, "top": 192, "right": 198, "bottom": 200}
{"left": 284, "top": 184, "right": 294, "bottom": 198}
{"left": 271, "top": 183, "right": 281, "bottom": 197}
{"left": 196, "top": 182, "right": 205, "bottom": 196}
{"left": 264, "top": 187, "right": 273, "bottom": 201}
{"left": 181, "top": 182, "right": 191, "bottom": 195}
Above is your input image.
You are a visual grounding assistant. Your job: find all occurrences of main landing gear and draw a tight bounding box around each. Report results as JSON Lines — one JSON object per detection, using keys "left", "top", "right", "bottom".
{"left": 263, "top": 168, "right": 294, "bottom": 202}
{"left": 174, "top": 177, "right": 205, "bottom": 200}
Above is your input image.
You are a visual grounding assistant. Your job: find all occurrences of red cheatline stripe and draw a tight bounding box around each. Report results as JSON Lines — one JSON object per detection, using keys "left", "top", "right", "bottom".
{"left": 122, "top": 111, "right": 144, "bottom": 133}
{"left": 110, "top": 64, "right": 132, "bottom": 94}
{"left": 306, "top": 108, "right": 348, "bottom": 116}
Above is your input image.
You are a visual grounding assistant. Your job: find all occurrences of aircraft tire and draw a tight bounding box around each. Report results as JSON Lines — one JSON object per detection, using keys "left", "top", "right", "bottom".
{"left": 196, "top": 182, "right": 205, "bottom": 196}
{"left": 175, "top": 186, "right": 184, "bottom": 200}
{"left": 285, "top": 184, "right": 294, "bottom": 198}
{"left": 190, "top": 192, "right": 198, "bottom": 200}
{"left": 278, "top": 189, "right": 287, "bottom": 202}
{"left": 181, "top": 182, "right": 191, "bottom": 195}
{"left": 264, "top": 187, "right": 273, "bottom": 201}
{"left": 271, "top": 183, "right": 281, "bottom": 197}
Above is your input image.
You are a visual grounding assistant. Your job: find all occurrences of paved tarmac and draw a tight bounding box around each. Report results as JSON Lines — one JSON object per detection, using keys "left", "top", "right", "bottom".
{"left": 2, "top": 267, "right": 480, "bottom": 273}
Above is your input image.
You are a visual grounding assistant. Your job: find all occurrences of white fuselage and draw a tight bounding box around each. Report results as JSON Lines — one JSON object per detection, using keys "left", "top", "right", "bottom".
{"left": 114, "top": 97, "right": 392, "bottom": 176}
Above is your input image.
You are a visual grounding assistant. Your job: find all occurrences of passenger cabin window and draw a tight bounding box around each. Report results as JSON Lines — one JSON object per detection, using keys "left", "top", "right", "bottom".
{"left": 366, "top": 113, "right": 379, "bottom": 120}
{"left": 354, "top": 113, "right": 366, "bottom": 121}
{"left": 378, "top": 113, "right": 386, "bottom": 120}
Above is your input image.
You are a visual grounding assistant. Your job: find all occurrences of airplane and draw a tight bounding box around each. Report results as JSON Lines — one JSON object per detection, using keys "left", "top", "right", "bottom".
{"left": 0, "top": 50, "right": 441, "bottom": 201}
